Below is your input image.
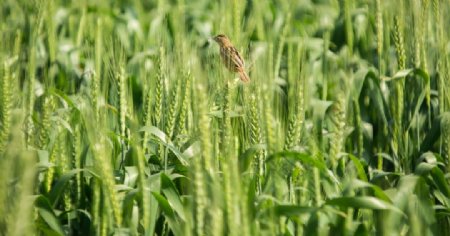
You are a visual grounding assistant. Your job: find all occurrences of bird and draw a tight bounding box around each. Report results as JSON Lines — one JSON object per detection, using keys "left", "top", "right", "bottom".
{"left": 213, "top": 34, "right": 250, "bottom": 83}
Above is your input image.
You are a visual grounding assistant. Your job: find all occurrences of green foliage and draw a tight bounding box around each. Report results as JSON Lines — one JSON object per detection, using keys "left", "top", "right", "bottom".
{"left": 0, "top": 0, "right": 449, "bottom": 235}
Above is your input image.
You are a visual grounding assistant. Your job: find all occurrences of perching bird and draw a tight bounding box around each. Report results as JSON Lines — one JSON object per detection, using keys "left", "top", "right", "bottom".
{"left": 213, "top": 34, "right": 250, "bottom": 83}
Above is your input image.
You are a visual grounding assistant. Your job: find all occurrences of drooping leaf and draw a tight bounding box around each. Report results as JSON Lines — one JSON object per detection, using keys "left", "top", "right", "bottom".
{"left": 348, "top": 179, "right": 392, "bottom": 203}
{"left": 348, "top": 154, "right": 368, "bottom": 182}
{"left": 34, "top": 195, "right": 65, "bottom": 236}
{"left": 48, "top": 169, "right": 95, "bottom": 206}
{"left": 415, "top": 165, "right": 450, "bottom": 199}
{"left": 239, "top": 145, "right": 265, "bottom": 173}
{"left": 151, "top": 192, "right": 182, "bottom": 235}
{"left": 160, "top": 173, "right": 186, "bottom": 221}
{"left": 122, "top": 189, "right": 139, "bottom": 226}
{"left": 325, "top": 196, "right": 404, "bottom": 215}
{"left": 140, "top": 126, "right": 189, "bottom": 166}
{"left": 421, "top": 113, "right": 450, "bottom": 152}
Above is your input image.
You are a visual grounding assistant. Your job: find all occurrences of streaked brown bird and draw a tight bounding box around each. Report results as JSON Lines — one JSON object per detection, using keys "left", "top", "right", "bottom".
{"left": 213, "top": 34, "right": 250, "bottom": 82}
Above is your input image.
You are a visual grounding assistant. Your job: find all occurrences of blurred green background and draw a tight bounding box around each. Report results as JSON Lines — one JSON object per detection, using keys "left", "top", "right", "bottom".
{"left": 1, "top": 0, "right": 450, "bottom": 235}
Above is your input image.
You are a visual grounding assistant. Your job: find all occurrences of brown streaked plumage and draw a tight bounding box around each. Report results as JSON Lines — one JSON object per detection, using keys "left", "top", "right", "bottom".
{"left": 213, "top": 34, "right": 250, "bottom": 82}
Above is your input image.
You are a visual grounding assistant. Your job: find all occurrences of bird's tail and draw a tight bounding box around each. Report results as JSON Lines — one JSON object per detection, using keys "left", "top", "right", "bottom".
{"left": 239, "top": 71, "right": 250, "bottom": 83}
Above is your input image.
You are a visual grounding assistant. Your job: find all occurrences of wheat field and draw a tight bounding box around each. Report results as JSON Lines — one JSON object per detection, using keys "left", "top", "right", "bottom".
{"left": 1, "top": 0, "right": 450, "bottom": 235}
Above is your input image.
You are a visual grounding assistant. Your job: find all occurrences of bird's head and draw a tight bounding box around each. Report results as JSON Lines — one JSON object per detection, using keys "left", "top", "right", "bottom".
{"left": 213, "top": 34, "right": 231, "bottom": 46}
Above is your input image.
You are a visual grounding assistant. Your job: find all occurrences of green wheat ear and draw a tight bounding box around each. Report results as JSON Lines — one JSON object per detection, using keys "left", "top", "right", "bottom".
{"left": 343, "top": 0, "right": 354, "bottom": 54}
{"left": 0, "top": 62, "right": 12, "bottom": 153}
{"left": 154, "top": 47, "right": 165, "bottom": 128}
{"left": 193, "top": 132, "right": 206, "bottom": 236}
{"left": 196, "top": 84, "right": 213, "bottom": 171}
{"left": 392, "top": 15, "right": 406, "bottom": 165}
{"left": 92, "top": 18, "right": 103, "bottom": 120}
{"left": 58, "top": 127, "right": 72, "bottom": 211}
{"left": 284, "top": 114, "right": 299, "bottom": 151}
{"left": 248, "top": 94, "right": 264, "bottom": 192}
{"left": 220, "top": 82, "right": 232, "bottom": 156}
{"left": 72, "top": 124, "right": 82, "bottom": 205}
{"left": 442, "top": 114, "right": 450, "bottom": 172}
{"left": 420, "top": 0, "right": 429, "bottom": 71}
{"left": 92, "top": 137, "right": 122, "bottom": 227}
{"left": 329, "top": 97, "right": 346, "bottom": 172}
{"left": 133, "top": 146, "right": 150, "bottom": 232}
{"left": 45, "top": 0, "right": 56, "bottom": 63}
{"left": 190, "top": 83, "right": 211, "bottom": 236}
{"left": 142, "top": 67, "right": 153, "bottom": 153}
{"left": 25, "top": 44, "right": 36, "bottom": 148}
{"left": 2, "top": 128, "right": 35, "bottom": 236}
{"left": 165, "top": 77, "right": 180, "bottom": 140}
{"left": 353, "top": 99, "right": 363, "bottom": 158}
{"left": 117, "top": 65, "right": 127, "bottom": 142}
{"left": 264, "top": 98, "right": 277, "bottom": 151}
{"left": 376, "top": 0, "right": 383, "bottom": 74}
{"left": 393, "top": 16, "right": 406, "bottom": 70}
{"left": 44, "top": 136, "right": 58, "bottom": 193}
{"left": 39, "top": 94, "right": 54, "bottom": 149}
{"left": 100, "top": 193, "right": 110, "bottom": 236}
{"left": 174, "top": 70, "right": 191, "bottom": 142}
{"left": 91, "top": 178, "right": 101, "bottom": 234}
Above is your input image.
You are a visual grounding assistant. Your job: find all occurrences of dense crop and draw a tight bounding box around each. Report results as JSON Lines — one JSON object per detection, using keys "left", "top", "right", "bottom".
{"left": 1, "top": 0, "right": 450, "bottom": 235}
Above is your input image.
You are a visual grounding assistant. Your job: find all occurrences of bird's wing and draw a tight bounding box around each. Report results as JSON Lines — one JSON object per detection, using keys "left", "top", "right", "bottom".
{"left": 222, "top": 46, "right": 245, "bottom": 70}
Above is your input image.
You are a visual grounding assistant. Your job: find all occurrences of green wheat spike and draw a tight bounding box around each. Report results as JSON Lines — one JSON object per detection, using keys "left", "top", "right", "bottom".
{"left": 165, "top": 78, "right": 180, "bottom": 140}
{"left": 154, "top": 47, "right": 165, "bottom": 128}
{"left": 0, "top": 63, "right": 12, "bottom": 153}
